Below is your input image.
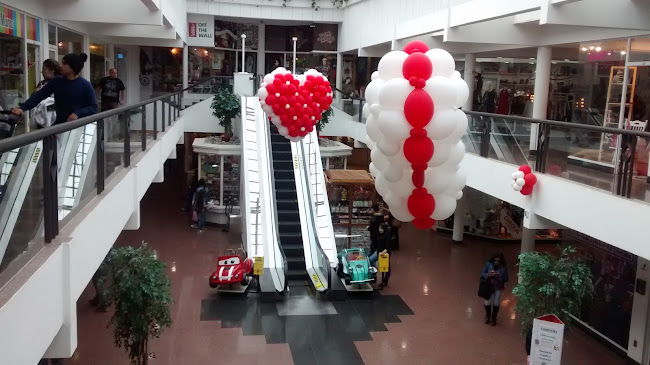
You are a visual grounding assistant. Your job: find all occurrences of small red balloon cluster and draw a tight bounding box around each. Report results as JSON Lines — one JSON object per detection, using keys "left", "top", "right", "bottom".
{"left": 511, "top": 165, "right": 537, "bottom": 196}
{"left": 402, "top": 41, "right": 436, "bottom": 229}
{"left": 258, "top": 68, "right": 333, "bottom": 141}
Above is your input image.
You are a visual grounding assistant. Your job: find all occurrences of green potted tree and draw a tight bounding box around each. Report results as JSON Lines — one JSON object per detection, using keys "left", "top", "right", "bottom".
{"left": 104, "top": 244, "right": 173, "bottom": 365}
{"left": 512, "top": 245, "right": 593, "bottom": 333}
{"left": 316, "top": 106, "right": 333, "bottom": 135}
{"left": 211, "top": 89, "right": 241, "bottom": 142}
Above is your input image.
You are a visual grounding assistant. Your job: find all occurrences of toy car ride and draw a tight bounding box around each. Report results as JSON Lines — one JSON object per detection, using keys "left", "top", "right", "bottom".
{"left": 209, "top": 252, "right": 254, "bottom": 288}
{"left": 336, "top": 248, "right": 377, "bottom": 285}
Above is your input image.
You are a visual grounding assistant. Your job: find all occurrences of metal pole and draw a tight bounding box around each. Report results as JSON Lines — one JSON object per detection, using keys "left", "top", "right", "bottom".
{"left": 613, "top": 37, "right": 633, "bottom": 186}
{"left": 97, "top": 119, "right": 105, "bottom": 194}
{"left": 124, "top": 111, "right": 130, "bottom": 167}
{"left": 141, "top": 105, "right": 146, "bottom": 151}
{"left": 241, "top": 34, "right": 246, "bottom": 73}
{"left": 292, "top": 37, "right": 298, "bottom": 74}
{"left": 43, "top": 135, "right": 59, "bottom": 243}
{"left": 153, "top": 100, "right": 158, "bottom": 140}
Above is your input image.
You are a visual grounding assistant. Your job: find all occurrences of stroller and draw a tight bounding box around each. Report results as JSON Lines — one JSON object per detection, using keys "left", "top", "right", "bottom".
{"left": 0, "top": 110, "right": 20, "bottom": 140}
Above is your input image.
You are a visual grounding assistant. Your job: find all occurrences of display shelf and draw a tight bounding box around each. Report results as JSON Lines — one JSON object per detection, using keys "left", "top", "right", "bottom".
{"left": 598, "top": 66, "right": 637, "bottom": 164}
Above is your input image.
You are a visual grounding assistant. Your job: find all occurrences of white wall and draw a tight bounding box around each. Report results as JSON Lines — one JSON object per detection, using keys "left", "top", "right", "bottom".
{"left": 180, "top": 97, "right": 225, "bottom": 133}
{"left": 186, "top": 0, "right": 343, "bottom": 22}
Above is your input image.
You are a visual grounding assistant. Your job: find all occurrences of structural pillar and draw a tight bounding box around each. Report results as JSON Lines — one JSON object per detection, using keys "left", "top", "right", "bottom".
{"left": 452, "top": 191, "right": 467, "bottom": 243}
{"left": 530, "top": 46, "right": 552, "bottom": 152}
{"left": 257, "top": 23, "right": 265, "bottom": 77}
{"left": 519, "top": 226, "right": 536, "bottom": 283}
{"left": 182, "top": 43, "right": 189, "bottom": 93}
{"left": 463, "top": 53, "right": 476, "bottom": 111}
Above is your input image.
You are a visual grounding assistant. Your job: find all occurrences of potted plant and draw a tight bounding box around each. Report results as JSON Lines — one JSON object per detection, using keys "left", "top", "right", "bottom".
{"left": 512, "top": 245, "right": 593, "bottom": 334}
{"left": 316, "top": 106, "right": 333, "bottom": 135}
{"left": 104, "top": 244, "right": 173, "bottom": 365}
{"left": 211, "top": 89, "right": 240, "bottom": 142}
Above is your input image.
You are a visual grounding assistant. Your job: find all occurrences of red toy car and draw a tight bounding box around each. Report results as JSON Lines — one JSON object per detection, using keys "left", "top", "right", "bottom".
{"left": 209, "top": 255, "right": 254, "bottom": 288}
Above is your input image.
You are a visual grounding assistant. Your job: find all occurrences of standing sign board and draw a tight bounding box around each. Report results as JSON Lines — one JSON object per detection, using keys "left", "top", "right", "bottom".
{"left": 187, "top": 14, "right": 214, "bottom": 47}
{"left": 530, "top": 314, "right": 564, "bottom": 365}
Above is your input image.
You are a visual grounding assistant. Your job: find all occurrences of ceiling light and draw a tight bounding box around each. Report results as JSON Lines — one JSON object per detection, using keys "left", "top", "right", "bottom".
{"left": 621, "top": 51, "right": 627, "bottom": 55}
{"left": 204, "top": 50, "right": 209, "bottom": 55}
{"left": 564, "top": 59, "right": 570, "bottom": 62}
{"left": 529, "top": 62, "right": 534, "bottom": 64}
{"left": 170, "top": 48, "right": 178, "bottom": 55}
{"left": 497, "top": 56, "right": 502, "bottom": 59}
{"left": 595, "top": 46, "right": 602, "bottom": 52}
{"left": 552, "top": 61, "right": 557, "bottom": 64}
{"left": 505, "top": 61, "right": 509, "bottom": 64}
{"left": 529, "top": 57, "right": 535, "bottom": 60}
{"left": 607, "top": 52, "right": 612, "bottom": 56}
{"left": 58, "top": 41, "right": 63, "bottom": 47}
{"left": 581, "top": 47, "right": 587, "bottom": 51}
{"left": 589, "top": 46, "right": 594, "bottom": 50}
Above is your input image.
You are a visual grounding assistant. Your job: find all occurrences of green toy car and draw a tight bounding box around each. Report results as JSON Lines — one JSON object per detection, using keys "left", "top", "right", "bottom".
{"left": 336, "top": 248, "right": 378, "bottom": 285}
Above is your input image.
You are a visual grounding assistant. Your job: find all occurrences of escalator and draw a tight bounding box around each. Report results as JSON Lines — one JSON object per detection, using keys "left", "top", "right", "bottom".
{"left": 269, "top": 124, "right": 309, "bottom": 287}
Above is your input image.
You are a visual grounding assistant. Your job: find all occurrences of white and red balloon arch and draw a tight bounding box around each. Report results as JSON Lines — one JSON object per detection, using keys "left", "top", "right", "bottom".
{"left": 511, "top": 165, "right": 537, "bottom": 195}
{"left": 258, "top": 68, "right": 333, "bottom": 141}
{"left": 365, "top": 40, "right": 469, "bottom": 229}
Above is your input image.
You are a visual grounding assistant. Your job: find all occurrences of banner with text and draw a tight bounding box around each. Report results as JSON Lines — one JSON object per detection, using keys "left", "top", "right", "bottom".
{"left": 531, "top": 314, "right": 564, "bottom": 365}
{"left": 188, "top": 14, "right": 214, "bottom": 47}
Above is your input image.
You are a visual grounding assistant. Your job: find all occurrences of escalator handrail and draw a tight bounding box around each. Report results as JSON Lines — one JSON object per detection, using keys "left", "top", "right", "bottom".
{"left": 296, "top": 133, "right": 332, "bottom": 296}
{"left": 264, "top": 119, "right": 289, "bottom": 293}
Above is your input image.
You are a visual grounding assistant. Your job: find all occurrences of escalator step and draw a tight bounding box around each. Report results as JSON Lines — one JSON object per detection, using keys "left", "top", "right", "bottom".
{"left": 279, "top": 221, "right": 301, "bottom": 233}
{"left": 276, "top": 189, "right": 297, "bottom": 201}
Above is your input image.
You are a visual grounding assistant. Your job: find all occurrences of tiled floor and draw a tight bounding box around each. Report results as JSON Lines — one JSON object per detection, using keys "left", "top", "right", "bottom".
{"left": 66, "top": 176, "right": 625, "bottom": 365}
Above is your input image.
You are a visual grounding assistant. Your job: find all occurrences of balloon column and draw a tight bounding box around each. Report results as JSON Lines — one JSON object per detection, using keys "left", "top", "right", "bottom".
{"left": 511, "top": 165, "right": 537, "bottom": 196}
{"left": 258, "top": 67, "right": 333, "bottom": 142}
{"left": 364, "top": 40, "right": 469, "bottom": 229}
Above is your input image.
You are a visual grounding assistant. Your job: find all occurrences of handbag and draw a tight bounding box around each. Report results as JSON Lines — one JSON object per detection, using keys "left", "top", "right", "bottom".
{"left": 478, "top": 276, "right": 494, "bottom": 300}
{"left": 192, "top": 210, "right": 198, "bottom": 222}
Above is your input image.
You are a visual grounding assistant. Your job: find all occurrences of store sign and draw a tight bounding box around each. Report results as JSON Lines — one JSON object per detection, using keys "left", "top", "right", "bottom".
{"left": 187, "top": 14, "right": 214, "bottom": 47}
{"left": 0, "top": 6, "right": 40, "bottom": 41}
{"left": 530, "top": 314, "right": 564, "bottom": 365}
{"left": 378, "top": 253, "right": 390, "bottom": 273}
{"left": 313, "top": 24, "right": 338, "bottom": 52}
{"left": 253, "top": 257, "right": 264, "bottom": 276}
{"left": 499, "top": 209, "right": 522, "bottom": 238}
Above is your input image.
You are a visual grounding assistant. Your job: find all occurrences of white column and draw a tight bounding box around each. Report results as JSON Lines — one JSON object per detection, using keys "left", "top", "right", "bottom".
{"left": 627, "top": 258, "right": 650, "bottom": 363}
{"left": 463, "top": 54, "right": 476, "bottom": 111}
{"left": 530, "top": 46, "right": 552, "bottom": 152}
{"left": 182, "top": 43, "right": 189, "bottom": 92}
{"left": 519, "top": 226, "right": 535, "bottom": 283}
{"left": 257, "top": 23, "right": 265, "bottom": 76}
{"left": 452, "top": 191, "right": 466, "bottom": 243}
{"left": 336, "top": 52, "right": 343, "bottom": 94}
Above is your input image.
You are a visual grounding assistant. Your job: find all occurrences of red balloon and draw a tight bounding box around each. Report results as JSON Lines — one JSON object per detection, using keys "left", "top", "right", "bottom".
{"left": 520, "top": 185, "right": 533, "bottom": 196}
{"left": 272, "top": 104, "right": 282, "bottom": 115}
{"left": 408, "top": 188, "right": 435, "bottom": 218}
{"left": 412, "top": 217, "right": 435, "bottom": 229}
{"left": 265, "top": 95, "right": 278, "bottom": 105}
{"left": 519, "top": 165, "right": 532, "bottom": 175}
{"left": 404, "top": 89, "right": 434, "bottom": 129}
{"left": 412, "top": 169, "right": 425, "bottom": 189}
{"left": 402, "top": 52, "right": 433, "bottom": 80}
{"left": 403, "top": 40, "right": 430, "bottom": 55}
{"left": 403, "top": 135, "right": 434, "bottom": 165}
{"left": 524, "top": 173, "right": 537, "bottom": 187}
{"left": 266, "top": 84, "right": 278, "bottom": 94}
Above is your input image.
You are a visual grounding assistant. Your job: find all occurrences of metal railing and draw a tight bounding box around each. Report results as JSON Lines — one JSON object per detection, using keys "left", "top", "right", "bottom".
{"left": 333, "top": 86, "right": 365, "bottom": 124}
{"left": 463, "top": 110, "right": 650, "bottom": 200}
{"left": 0, "top": 78, "right": 215, "bottom": 248}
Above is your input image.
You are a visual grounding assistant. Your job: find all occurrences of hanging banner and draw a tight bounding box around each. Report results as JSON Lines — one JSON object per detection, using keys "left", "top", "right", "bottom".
{"left": 530, "top": 314, "right": 565, "bottom": 365}
{"left": 187, "top": 14, "right": 214, "bottom": 47}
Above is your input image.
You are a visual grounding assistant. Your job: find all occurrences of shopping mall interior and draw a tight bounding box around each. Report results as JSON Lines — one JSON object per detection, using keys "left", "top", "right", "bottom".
{"left": 0, "top": 0, "right": 649, "bottom": 364}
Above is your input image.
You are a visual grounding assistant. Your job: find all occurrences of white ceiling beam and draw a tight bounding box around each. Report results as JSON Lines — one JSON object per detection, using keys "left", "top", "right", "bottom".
{"left": 85, "top": 23, "right": 176, "bottom": 40}
{"left": 46, "top": 0, "right": 163, "bottom": 26}
{"left": 542, "top": 0, "right": 650, "bottom": 30}
{"left": 445, "top": 17, "right": 540, "bottom": 45}
{"left": 514, "top": 10, "right": 541, "bottom": 24}
{"left": 395, "top": 10, "right": 447, "bottom": 40}
{"left": 110, "top": 36, "right": 184, "bottom": 48}
{"left": 141, "top": 0, "right": 160, "bottom": 11}
{"left": 449, "top": 0, "right": 541, "bottom": 27}
{"left": 359, "top": 43, "right": 391, "bottom": 57}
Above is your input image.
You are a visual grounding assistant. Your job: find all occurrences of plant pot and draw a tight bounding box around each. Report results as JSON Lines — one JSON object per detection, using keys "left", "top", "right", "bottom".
{"left": 221, "top": 133, "right": 231, "bottom": 142}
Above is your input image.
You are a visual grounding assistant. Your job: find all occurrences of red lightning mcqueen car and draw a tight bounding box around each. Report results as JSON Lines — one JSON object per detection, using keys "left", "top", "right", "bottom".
{"left": 209, "top": 255, "right": 254, "bottom": 288}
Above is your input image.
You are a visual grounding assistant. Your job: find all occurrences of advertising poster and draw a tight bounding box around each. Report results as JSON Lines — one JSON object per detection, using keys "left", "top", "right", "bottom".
{"left": 187, "top": 14, "right": 214, "bottom": 47}
{"left": 530, "top": 314, "right": 564, "bottom": 365}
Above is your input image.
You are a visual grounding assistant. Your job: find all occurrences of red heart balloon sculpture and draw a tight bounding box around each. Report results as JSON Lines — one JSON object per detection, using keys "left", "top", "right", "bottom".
{"left": 259, "top": 68, "right": 333, "bottom": 141}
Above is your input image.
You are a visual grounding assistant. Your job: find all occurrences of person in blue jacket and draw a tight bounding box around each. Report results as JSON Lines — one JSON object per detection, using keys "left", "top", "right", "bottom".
{"left": 481, "top": 252, "right": 509, "bottom": 326}
{"left": 11, "top": 53, "right": 97, "bottom": 124}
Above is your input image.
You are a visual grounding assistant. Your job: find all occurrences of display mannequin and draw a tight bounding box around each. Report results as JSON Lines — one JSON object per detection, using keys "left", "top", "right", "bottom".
{"left": 496, "top": 86, "right": 510, "bottom": 115}
{"left": 317, "top": 57, "right": 330, "bottom": 78}
{"left": 472, "top": 73, "right": 483, "bottom": 111}
{"left": 482, "top": 81, "right": 496, "bottom": 113}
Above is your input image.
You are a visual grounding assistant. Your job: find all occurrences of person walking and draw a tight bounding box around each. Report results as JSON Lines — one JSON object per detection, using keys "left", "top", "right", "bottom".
{"left": 11, "top": 53, "right": 97, "bottom": 124}
{"left": 481, "top": 252, "right": 509, "bottom": 326}
{"left": 369, "top": 223, "right": 392, "bottom": 288}
{"left": 387, "top": 211, "right": 401, "bottom": 251}
{"left": 367, "top": 203, "right": 385, "bottom": 251}
{"left": 29, "top": 59, "right": 61, "bottom": 130}
{"left": 97, "top": 68, "right": 126, "bottom": 139}
{"left": 36, "top": 59, "right": 61, "bottom": 91}
{"left": 190, "top": 179, "right": 210, "bottom": 233}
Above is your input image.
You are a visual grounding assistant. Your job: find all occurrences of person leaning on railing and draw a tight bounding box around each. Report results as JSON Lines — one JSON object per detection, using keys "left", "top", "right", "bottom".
{"left": 11, "top": 53, "right": 97, "bottom": 125}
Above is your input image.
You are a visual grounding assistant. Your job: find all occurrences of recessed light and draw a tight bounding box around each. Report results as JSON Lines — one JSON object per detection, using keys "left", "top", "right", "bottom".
{"left": 589, "top": 46, "right": 594, "bottom": 50}
{"left": 607, "top": 52, "right": 612, "bottom": 56}
{"left": 529, "top": 62, "right": 534, "bottom": 65}
{"left": 581, "top": 47, "right": 587, "bottom": 51}
{"left": 621, "top": 51, "right": 627, "bottom": 55}
{"left": 497, "top": 57, "right": 502, "bottom": 59}
{"left": 529, "top": 57, "right": 535, "bottom": 60}
{"left": 595, "top": 46, "right": 602, "bottom": 52}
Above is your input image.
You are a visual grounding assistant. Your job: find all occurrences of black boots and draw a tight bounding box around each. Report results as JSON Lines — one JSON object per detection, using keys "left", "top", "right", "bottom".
{"left": 491, "top": 306, "right": 500, "bottom": 326}
{"left": 484, "top": 305, "right": 491, "bottom": 324}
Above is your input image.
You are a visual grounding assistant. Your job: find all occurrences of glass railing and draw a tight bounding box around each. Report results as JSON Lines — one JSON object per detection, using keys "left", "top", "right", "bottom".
{"left": 188, "top": 76, "right": 234, "bottom": 94}
{"left": 0, "top": 78, "right": 215, "bottom": 289}
{"left": 296, "top": 131, "right": 332, "bottom": 295}
{"left": 464, "top": 110, "right": 650, "bottom": 203}
{"left": 333, "top": 87, "right": 365, "bottom": 124}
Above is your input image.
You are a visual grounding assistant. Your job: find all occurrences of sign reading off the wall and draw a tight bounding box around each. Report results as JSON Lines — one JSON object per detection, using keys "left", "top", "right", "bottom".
{"left": 187, "top": 14, "right": 214, "bottom": 47}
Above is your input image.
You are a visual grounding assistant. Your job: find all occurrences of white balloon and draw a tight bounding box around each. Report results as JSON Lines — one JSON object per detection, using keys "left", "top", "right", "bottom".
{"left": 451, "top": 70, "right": 462, "bottom": 79}
{"left": 514, "top": 171, "right": 525, "bottom": 179}
{"left": 511, "top": 172, "right": 518, "bottom": 179}
{"left": 375, "top": 174, "right": 390, "bottom": 197}
{"left": 362, "top": 103, "right": 371, "bottom": 118}
{"left": 369, "top": 163, "right": 380, "bottom": 177}
{"left": 424, "top": 108, "right": 457, "bottom": 141}
{"left": 426, "top": 49, "right": 455, "bottom": 78}
{"left": 441, "top": 141, "right": 465, "bottom": 168}
{"left": 387, "top": 173, "right": 415, "bottom": 198}
{"left": 289, "top": 136, "right": 301, "bottom": 142}
{"left": 370, "top": 104, "right": 381, "bottom": 116}
{"left": 296, "top": 75, "right": 307, "bottom": 85}
{"left": 378, "top": 78, "right": 412, "bottom": 110}
{"left": 386, "top": 150, "right": 410, "bottom": 169}
{"left": 258, "top": 87, "right": 269, "bottom": 100}
{"left": 513, "top": 183, "right": 523, "bottom": 192}
{"left": 377, "top": 51, "right": 408, "bottom": 80}
{"left": 271, "top": 115, "right": 281, "bottom": 125}
{"left": 424, "top": 167, "right": 452, "bottom": 195}
{"left": 262, "top": 105, "right": 273, "bottom": 115}
{"left": 365, "top": 139, "right": 377, "bottom": 150}
{"left": 447, "top": 170, "right": 467, "bottom": 193}
{"left": 385, "top": 196, "right": 414, "bottom": 222}
{"left": 365, "top": 79, "right": 385, "bottom": 106}
{"left": 366, "top": 115, "right": 384, "bottom": 142}
{"left": 371, "top": 71, "right": 379, "bottom": 81}
{"left": 278, "top": 125, "right": 289, "bottom": 135}
{"left": 455, "top": 190, "right": 463, "bottom": 200}
{"left": 451, "top": 76, "right": 470, "bottom": 109}
{"left": 447, "top": 110, "right": 469, "bottom": 143}
{"left": 425, "top": 77, "right": 456, "bottom": 110}
{"left": 431, "top": 194, "right": 457, "bottom": 220}
{"left": 263, "top": 74, "right": 275, "bottom": 84}
{"left": 377, "top": 138, "right": 400, "bottom": 156}
{"left": 377, "top": 110, "right": 411, "bottom": 145}
{"left": 516, "top": 178, "right": 526, "bottom": 186}
{"left": 371, "top": 148, "right": 389, "bottom": 171}
{"left": 272, "top": 67, "right": 288, "bottom": 75}
{"left": 428, "top": 139, "right": 451, "bottom": 167}
{"left": 384, "top": 167, "right": 405, "bottom": 183}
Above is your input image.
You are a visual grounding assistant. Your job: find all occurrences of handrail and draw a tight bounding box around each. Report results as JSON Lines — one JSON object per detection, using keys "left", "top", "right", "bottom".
{"left": 264, "top": 120, "right": 289, "bottom": 293}
{"left": 297, "top": 132, "right": 332, "bottom": 296}
{"left": 332, "top": 86, "right": 365, "bottom": 101}
{"left": 0, "top": 77, "right": 215, "bottom": 154}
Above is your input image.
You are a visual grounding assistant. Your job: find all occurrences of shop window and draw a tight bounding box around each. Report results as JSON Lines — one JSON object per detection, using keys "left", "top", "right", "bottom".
{"left": 48, "top": 24, "right": 56, "bottom": 46}
{"left": 0, "top": 34, "right": 25, "bottom": 110}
